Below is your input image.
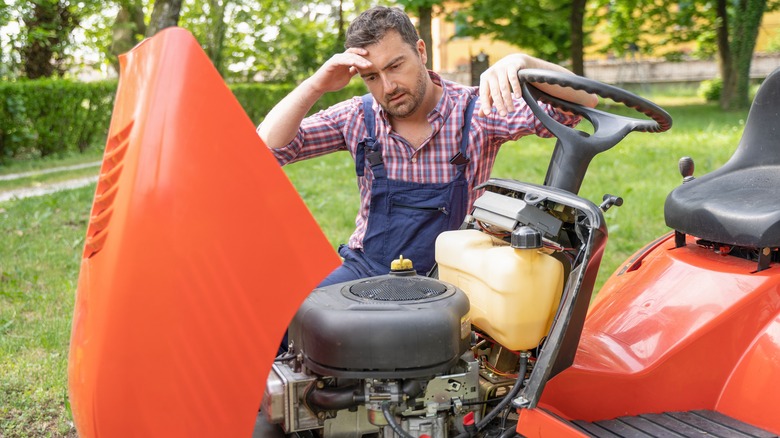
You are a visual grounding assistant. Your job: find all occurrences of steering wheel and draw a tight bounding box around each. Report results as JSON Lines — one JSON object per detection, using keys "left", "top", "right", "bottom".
{"left": 517, "top": 69, "right": 672, "bottom": 194}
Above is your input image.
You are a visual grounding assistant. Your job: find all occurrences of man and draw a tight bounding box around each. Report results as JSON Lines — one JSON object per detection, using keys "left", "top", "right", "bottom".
{"left": 257, "top": 6, "right": 597, "bottom": 287}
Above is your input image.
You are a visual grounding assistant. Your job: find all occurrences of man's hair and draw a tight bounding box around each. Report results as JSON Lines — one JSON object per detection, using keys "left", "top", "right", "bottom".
{"left": 345, "top": 6, "right": 419, "bottom": 50}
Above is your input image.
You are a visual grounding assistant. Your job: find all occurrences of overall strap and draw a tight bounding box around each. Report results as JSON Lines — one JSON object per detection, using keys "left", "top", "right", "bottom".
{"left": 355, "top": 94, "right": 385, "bottom": 178}
{"left": 361, "top": 94, "right": 376, "bottom": 138}
{"left": 449, "top": 95, "right": 478, "bottom": 174}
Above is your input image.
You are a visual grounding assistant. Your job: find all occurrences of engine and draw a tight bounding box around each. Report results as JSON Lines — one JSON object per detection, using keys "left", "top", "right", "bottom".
{"left": 262, "top": 269, "right": 527, "bottom": 437}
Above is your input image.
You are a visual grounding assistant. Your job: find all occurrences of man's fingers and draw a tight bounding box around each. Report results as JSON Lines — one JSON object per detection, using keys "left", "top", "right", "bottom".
{"left": 488, "top": 77, "right": 507, "bottom": 116}
{"left": 499, "top": 74, "right": 515, "bottom": 113}
{"left": 345, "top": 47, "right": 368, "bottom": 56}
{"left": 478, "top": 74, "right": 493, "bottom": 117}
{"left": 327, "top": 51, "right": 372, "bottom": 71}
{"left": 508, "top": 70, "right": 523, "bottom": 100}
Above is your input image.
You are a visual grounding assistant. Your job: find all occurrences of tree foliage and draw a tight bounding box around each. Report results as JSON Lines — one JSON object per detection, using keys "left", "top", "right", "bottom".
{"left": 396, "top": 0, "right": 445, "bottom": 69}
{"left": 452, "top": 0, "right": 588, "bottom": 74}
{"left": 601, "top": 0, "right": 779, "bottom": 109}
{"left": 8, "top": 0, "right": 99, "bottom": 79}
{"left": 1, "top": 0, "right": 777, "bottom": 107}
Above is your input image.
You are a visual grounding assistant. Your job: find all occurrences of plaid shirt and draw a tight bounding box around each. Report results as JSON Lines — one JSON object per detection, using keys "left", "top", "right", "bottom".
{"left": 268, "top": 72, "right": 580, "bottom": 250}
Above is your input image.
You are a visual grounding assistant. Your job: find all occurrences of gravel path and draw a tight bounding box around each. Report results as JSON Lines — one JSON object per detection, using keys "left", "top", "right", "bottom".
{"left": 0, "top": 161, "right": 101, "bottom": 181}
{"left": 0, "top": 175, "right": 98, "bottom": 203}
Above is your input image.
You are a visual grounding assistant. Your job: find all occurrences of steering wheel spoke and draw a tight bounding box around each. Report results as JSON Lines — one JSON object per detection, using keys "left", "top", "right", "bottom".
{"left": 518, "top": 69, "right": 672, "bottom": 194}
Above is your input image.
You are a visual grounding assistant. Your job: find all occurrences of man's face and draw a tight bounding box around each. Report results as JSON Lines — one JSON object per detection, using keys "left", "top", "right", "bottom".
{"left": 356, "top": 31, "right": 429, "bottom": 119}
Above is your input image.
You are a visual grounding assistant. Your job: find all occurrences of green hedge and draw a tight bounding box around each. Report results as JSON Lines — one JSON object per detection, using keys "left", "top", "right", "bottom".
{"left": 231, "top": 80, "right": 367, "bottom": 124}
{"left": 0, "top": 80, "right": 117, "bottom": 160}
{"left": 0, "top": 79, "right": 368, "bottom": 163}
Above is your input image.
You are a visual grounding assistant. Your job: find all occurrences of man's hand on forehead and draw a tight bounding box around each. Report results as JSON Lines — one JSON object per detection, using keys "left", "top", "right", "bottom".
{"left": 345, "top": 47, "right": 371, "bottom": 75}
{"left": 308, "top": 48, "right": 373, "bottom": 94}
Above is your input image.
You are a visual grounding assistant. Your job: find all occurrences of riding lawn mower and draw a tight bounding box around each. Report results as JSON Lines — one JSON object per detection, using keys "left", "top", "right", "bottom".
{"left": 68, "top": 28, "right": 780, "bottom": 438}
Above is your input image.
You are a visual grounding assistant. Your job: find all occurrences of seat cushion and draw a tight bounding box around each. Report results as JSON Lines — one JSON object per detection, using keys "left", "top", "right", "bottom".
{"left": 664, "top": 166, "right": 780, "bottom": 248}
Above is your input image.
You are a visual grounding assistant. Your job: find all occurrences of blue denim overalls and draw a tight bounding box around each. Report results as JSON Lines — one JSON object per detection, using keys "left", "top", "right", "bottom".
{"left": 318, "top": 93, "right": 478, "bottom": 287}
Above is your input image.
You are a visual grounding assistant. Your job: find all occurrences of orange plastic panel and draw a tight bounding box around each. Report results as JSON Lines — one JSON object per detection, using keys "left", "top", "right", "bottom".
{"left": 517, "top": 408, "right": 589, "bottom": 438}
{"left": 538, "top": 234, "right": 780, "bottom": 435}
{"left": 717, "top": 314, "right": 780, "bottom": 433}
{"left": 68, "top": 28, "right": 340, "bottom": 437}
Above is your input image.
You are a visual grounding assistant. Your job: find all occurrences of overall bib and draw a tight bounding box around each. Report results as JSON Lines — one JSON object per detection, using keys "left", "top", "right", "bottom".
{"left": 319, "top": 94, "right": 477, "bottom": 287}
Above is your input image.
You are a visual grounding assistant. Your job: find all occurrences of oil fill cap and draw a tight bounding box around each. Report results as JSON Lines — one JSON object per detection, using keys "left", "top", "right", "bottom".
{"left": 511, "top": 226, "right": 542, "bottom": 249}
{"left": 391, "top": 255, "right": 414, "bottom": 271}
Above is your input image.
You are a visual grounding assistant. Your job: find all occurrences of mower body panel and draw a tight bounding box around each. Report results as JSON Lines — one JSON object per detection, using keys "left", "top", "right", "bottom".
{"left": 518, "top": 233, "right": 780, "bottom": 436}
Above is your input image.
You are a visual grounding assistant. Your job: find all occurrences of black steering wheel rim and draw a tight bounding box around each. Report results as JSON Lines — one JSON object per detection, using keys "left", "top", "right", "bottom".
{"left": 514, "top": 69, "right": 672, "bottom": 195}
{"left": 518, "top": 69, "right": 672, "bottom": 133}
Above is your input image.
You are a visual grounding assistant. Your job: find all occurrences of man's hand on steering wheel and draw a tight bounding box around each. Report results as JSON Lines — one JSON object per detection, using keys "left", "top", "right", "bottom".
{"left": 477, "top": 54, "right": 598, "bottom": 118}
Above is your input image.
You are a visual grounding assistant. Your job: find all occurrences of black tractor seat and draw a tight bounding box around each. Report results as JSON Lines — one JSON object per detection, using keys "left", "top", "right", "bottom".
{"left": 665, "top": 68, "right": 780, "bottom": 249}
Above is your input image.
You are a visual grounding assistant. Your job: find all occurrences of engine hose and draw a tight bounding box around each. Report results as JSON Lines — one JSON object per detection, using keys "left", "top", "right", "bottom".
{"left": 306, "top": 384, "right": 362, "bottom": 411}
{"left": 381, "top": 402, "right": 415, "bottom": 438}
{"left": 498, "top": 428, "right": 520, "bottom": 438}
{"left": 454, "top": 353, "right": 530, "bottom": 438}
{"left": 402, "top": 379, "right": 425, "bottom": 399}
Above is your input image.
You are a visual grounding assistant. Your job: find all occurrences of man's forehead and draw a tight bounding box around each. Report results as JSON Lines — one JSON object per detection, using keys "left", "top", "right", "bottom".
{"left": 362, "top": 34, "right": 417, "bottom": 64}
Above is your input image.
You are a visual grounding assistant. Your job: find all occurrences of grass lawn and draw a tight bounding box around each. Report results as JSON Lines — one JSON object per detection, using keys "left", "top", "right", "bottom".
{"left": 0, "top": 90, "right": 750, "bottom": 436}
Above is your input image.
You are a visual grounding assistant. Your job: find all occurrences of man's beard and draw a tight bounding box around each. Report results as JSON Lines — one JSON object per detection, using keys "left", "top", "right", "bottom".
{"left": 381, "top": 69, "right": 428, "bottom": 119}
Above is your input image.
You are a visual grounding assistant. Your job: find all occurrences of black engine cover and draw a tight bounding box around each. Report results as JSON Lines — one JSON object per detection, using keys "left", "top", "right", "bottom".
{"left": 290, "top": 273, "right": 470, "bottom": 378}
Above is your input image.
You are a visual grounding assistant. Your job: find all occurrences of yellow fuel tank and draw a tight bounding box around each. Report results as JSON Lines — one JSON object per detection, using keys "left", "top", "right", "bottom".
{"left": 435, "top": 229, "right": 564, "bottom": 351}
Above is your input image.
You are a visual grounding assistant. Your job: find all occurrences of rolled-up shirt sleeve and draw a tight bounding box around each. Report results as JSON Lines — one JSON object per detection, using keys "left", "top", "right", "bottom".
{"left": 267, "top": 97, "right": 361, "bottom": 166}
{"left": 480, "top": 98, "right": 582, "bottom": 143}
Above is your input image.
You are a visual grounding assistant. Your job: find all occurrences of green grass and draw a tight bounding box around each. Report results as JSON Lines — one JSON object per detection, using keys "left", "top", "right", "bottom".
{"left": 0, "top": 91, "right": 752, "bottom": 437}
{"left": 1, "top": 187, "right": 93, "bottom": 437}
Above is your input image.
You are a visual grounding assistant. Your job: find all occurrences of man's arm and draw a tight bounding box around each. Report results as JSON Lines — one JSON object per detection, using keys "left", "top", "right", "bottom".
{"left": 257, "top": 48, "right": 373, "bottom": 149}
{"left": 477, "top": 53, "right": 598, "bottom": 118}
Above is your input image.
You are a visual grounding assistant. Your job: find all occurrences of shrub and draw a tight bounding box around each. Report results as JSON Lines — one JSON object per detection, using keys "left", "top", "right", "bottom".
{"left": 0, "top": 80, "right": 117, "bottom": 161}
{"left": 0, "top": 78, "right": 368, "bottom": 163}
{"left": 230, "top": 80, "right": 367, "bottom": 124}
{"left": 698, "top": 78, "right": 723, "bottom": 102}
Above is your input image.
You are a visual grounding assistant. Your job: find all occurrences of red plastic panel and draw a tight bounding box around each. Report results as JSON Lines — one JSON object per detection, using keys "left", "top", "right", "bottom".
{"left": 718, "top": 314, "right": 780, "bottom": 433}
{"left": 537, "top": 234, "right": 780, "bottom": 435}
{"left": 68, "top": 28, "right": 340, "bottom": 437}
{"left": 517, "top": 408, "right": 590, "bottom": 437}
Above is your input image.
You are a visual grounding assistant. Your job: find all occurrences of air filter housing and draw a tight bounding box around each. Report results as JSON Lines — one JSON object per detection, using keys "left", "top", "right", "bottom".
{"left": 290, "top": 273, "right": 471, "bottom": 378}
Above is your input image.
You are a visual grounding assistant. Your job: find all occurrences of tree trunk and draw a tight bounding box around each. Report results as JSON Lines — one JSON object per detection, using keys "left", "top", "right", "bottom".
{"left": 336, "top": 0, "right": 345, "bottom": 50}
{"left": 569, "top": 0, "right": 586, "bottom": 76}
{"left": 418, "top": 5, "right": 433, "bottom": 70}
{"left": 146, "top": 0, "right": 183, "bottom": 37}
{"left": 110, "top": 0, "right": 147, "bottom": 72}
{"left": 21, "top": 1, "right": 74, "bottom": 79}
{"left": 716, "top": 0, "right": 736, "bottom": 109}
{"left": 729, "top": 0, "right": 767, "bottom": 109}
{"left": 205, "top": 0, "right": 229, "bottom": 74}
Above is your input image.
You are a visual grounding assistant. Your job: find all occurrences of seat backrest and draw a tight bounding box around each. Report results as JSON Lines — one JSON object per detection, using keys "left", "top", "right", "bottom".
{"left": 721, "top": 67, "right": 780, "bottom": 171}
{"left": 664, "top": 67, "right": 780, "bottom": 249}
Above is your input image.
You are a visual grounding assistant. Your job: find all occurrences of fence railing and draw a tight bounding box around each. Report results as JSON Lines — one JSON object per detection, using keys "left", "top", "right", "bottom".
{"left": 440, "top": 52, "right": 780, "bottom": 85}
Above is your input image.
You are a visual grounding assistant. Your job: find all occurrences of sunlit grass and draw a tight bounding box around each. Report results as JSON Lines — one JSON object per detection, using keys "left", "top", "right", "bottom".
{"left": 1, "top": 187, "right": 93, "bottom": 437}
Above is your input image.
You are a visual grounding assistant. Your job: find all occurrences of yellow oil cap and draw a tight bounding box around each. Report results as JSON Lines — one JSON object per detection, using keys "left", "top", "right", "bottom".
{"left": 390, "top": 255, "right": 414, "bottom": 271}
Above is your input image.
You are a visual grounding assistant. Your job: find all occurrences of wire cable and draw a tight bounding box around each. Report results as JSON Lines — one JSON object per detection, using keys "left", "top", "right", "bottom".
{"left": 381, "top": 402, "right": 415, "bottom": 438}
{"left": 454, "top": 353, "right": 530, "bottom": 438}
